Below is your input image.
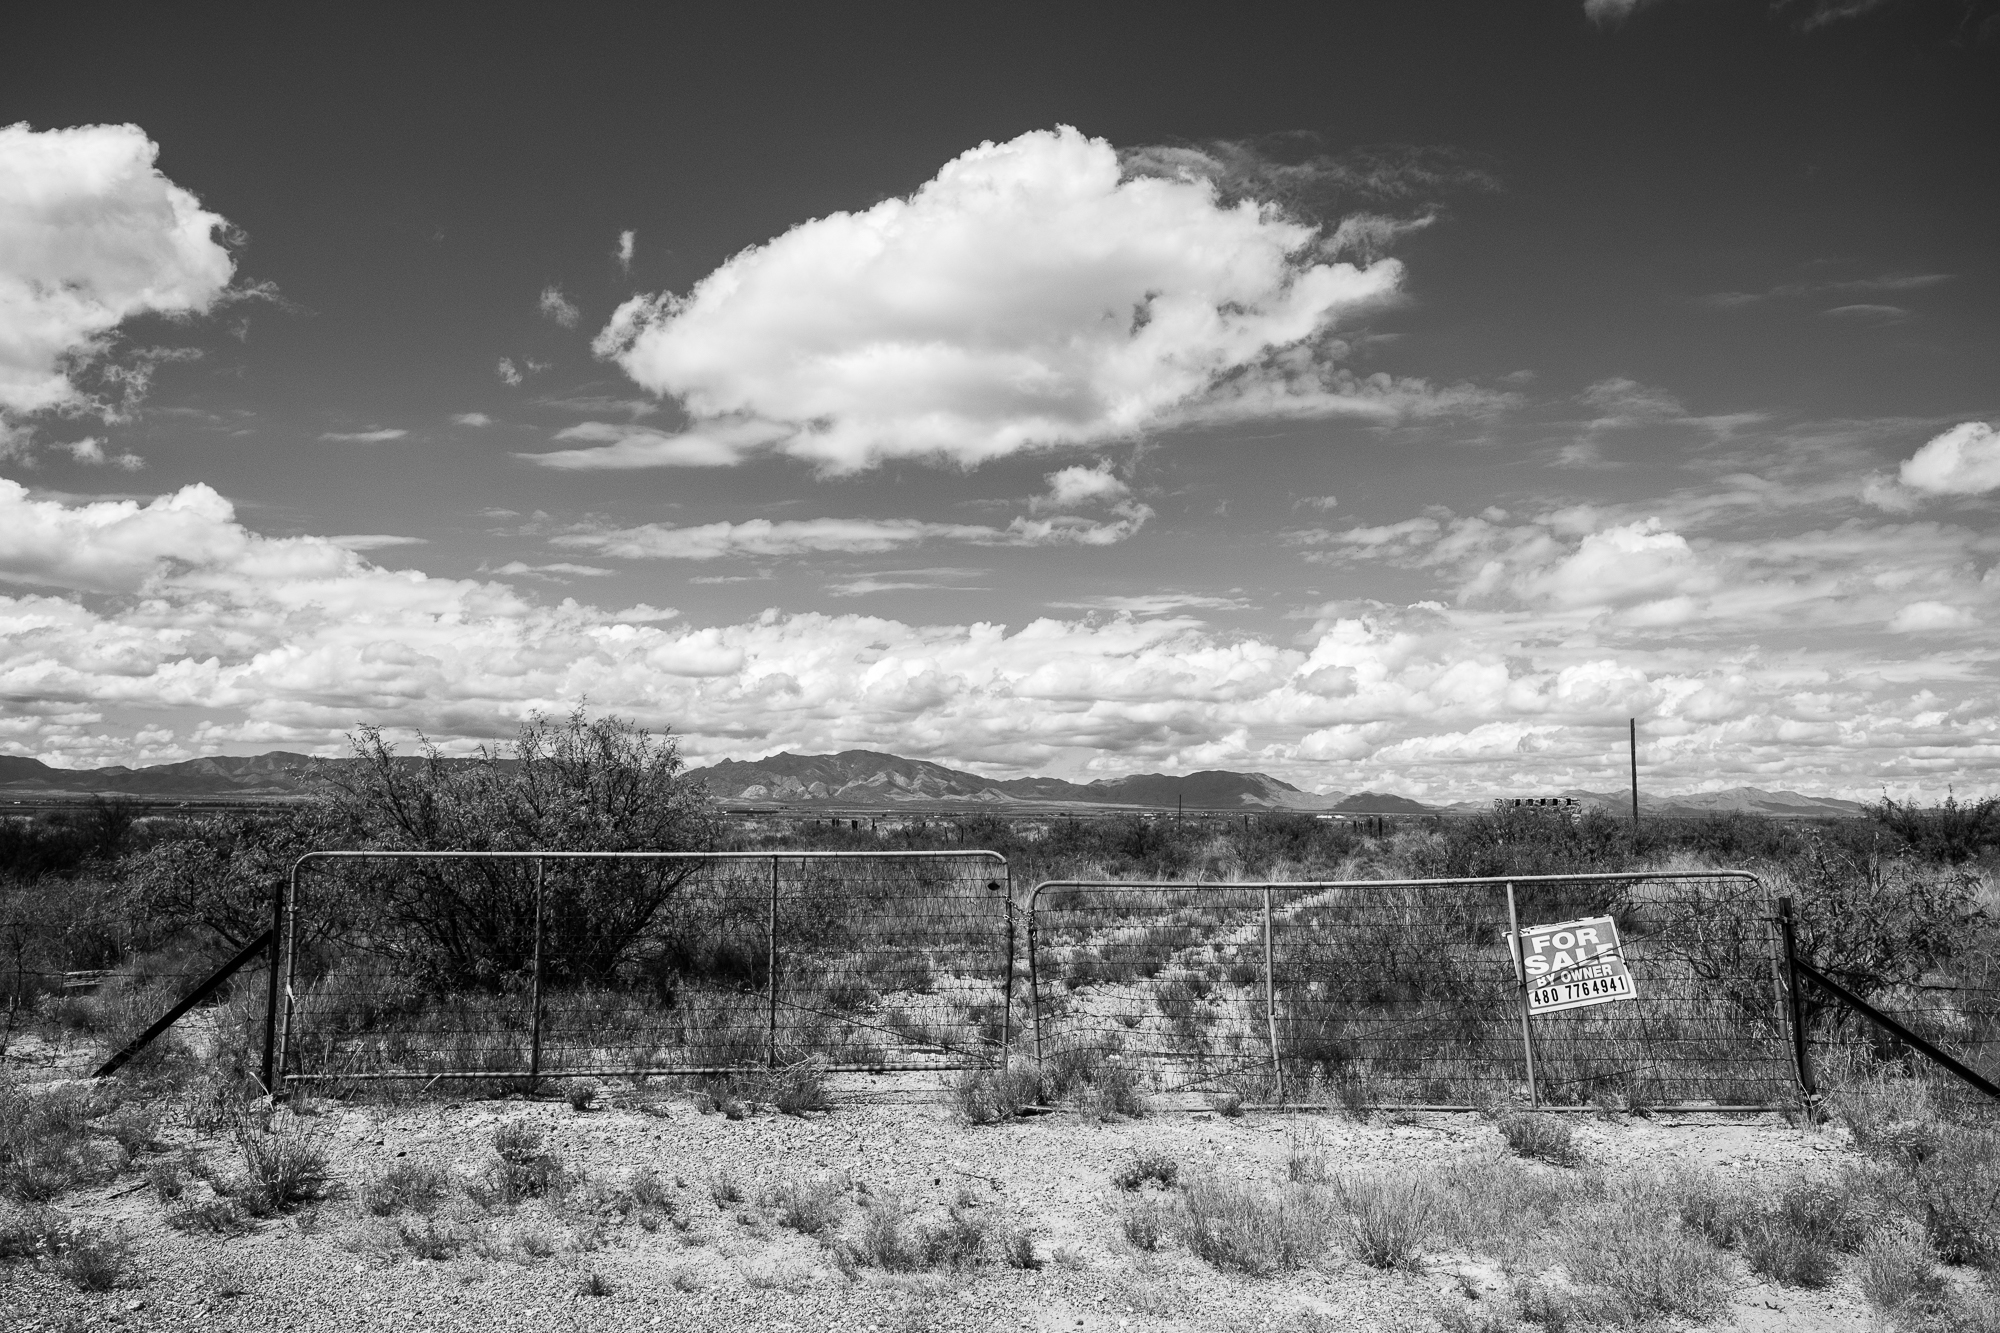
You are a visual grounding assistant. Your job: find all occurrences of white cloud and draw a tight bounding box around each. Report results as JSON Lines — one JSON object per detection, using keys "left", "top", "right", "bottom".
{"left": 526, "top": 418, "right": 787, "bottom": 470}
{"left": 320, "top": 427, "right": 408, "bottom": 443}
{"left": 1899, "top": 422, "right": 2000, "bottom": 497}
{"left": 538, "top": 285, "right": 580, "bottom": 329}
{"left": 63, "top": 436, "right": 144, "bottom": 469}
{"left": 556, "top": 517, "right": 1008, "bottom": 562}
{"left": 614, "top": 230, "right": 635, "bottom": 272}
{"left": 0, "top": 122, "right": 235, "bottom": 419}
{"left": 1584, "top": 0, "right": 1662, "bottom": 23}
{"left": 579, "top": 126, "right": 1422, "bottom": 473}
{"left": 453, "top": 412, "right": 493, "bottom": 427}
{"left": 1888, "top": 601, "right": 1977, "bottom": 633}
{"left": 1033, "top": 461, "right": 1129, "bottom": 512}
{"left": 497, "top": 358, "right": 523, "bottom": 386}
{"left": 326, "top": 534, "right": 427, "bottom": 551}
{"left": 490, "top": 560, "right": 614, "bottom": 579}
{"left": 5, "top": 477, "right": 1998, "bottom": 796}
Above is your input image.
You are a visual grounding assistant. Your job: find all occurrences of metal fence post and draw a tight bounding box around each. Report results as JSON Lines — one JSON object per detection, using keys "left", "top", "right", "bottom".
{"left": 1777, "top": 896, "right": 1819, "bottom": 1112}
{"left": 1262, "top": 886, "right": 1284, "bottom": 1104}
{"left": 1504, "top": 881, "right": 1540, "bottom": 1108}
{"left": 1026, "top": 900, "right": 1043, "bottom": 1068}
{"left": 260, "top": 873, "right": 285, "bottom": 1095}
{"left": 528, "top": 858, "right": 546, "bottom": 1093}
{"left": 767, "top": 857, "right": 780, "bottom": 1068}
{"left": 271, "top": 858, "right": 301, "bottom": 1101}
{"left": 999, "top": 880, "right": 1014, "bottom": 1073}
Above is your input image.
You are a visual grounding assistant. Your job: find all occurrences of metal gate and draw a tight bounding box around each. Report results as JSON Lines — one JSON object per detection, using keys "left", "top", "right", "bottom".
{"left": 1025, "top": 871, "right": 1798, "bottom": 1110}
{"left": 269, "top": 849, "right": 1011, "bottom": 1090}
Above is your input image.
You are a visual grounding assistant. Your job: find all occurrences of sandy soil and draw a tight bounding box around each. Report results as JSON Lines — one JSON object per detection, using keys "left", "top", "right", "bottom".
{"left": 1, "top": 1076, "right": 1891, "bottom": 1333}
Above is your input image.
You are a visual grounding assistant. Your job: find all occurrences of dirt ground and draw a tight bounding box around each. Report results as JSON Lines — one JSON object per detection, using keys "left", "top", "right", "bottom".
{"left": 1, "top": 1074, "right": 1894, "bottom": 1333}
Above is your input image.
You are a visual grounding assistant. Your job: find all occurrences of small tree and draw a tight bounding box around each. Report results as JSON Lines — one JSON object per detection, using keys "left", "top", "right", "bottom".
{"left": 1789, "top": 832, "right": 1985, "bottom": 1031}
{"left": 1870, "top": 792, "right": 1999, "bottom": 864}
{"left": 123, "top": 805, "right": 348, "bottom": 950}
{"left": 314, "top": 708, "right": 717, "bottom": 989}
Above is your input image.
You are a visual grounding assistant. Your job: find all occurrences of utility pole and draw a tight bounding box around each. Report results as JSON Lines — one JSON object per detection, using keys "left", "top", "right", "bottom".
{"left": 1629, "top": 718, "right": 1640, "bottom": 832}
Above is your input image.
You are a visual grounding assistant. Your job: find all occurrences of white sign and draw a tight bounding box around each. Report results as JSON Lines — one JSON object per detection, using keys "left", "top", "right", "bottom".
{"left": 1506, "top": 914, "right": 1636, "bottom": 1015}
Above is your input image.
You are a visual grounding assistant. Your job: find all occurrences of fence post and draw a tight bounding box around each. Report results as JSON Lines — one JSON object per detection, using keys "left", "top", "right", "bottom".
{"left": 260, "top": 872, "right": 285, "bottom": 1095}
{"left": 272, "top": 859, "right": 300, "bottom": 1101}
{"left": 528, "top": 858, "right": 545, "bottom": 1093}
{"left": 1262, "top": 886, "right": 1284, "bottom": 1104}
{"left": 1504, "top": 881, "right": 1541, "bottom": 1108}
{"left": 999, "top": 879, "right": 1014, "bottom": 1074}
{"left": 1026, "top": 900, "right": 1043, "bottom": 1068}
{"left": 1777, "top": 896, "right": 1819, "bottom": 1113}
{"left": 767, "top": 857, "right": 780, "bottom": 1069}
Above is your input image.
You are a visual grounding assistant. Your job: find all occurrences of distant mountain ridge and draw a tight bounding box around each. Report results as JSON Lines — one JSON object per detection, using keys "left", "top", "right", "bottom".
{"left": 0, "top": 746, "right": 1868, "bottom": 817}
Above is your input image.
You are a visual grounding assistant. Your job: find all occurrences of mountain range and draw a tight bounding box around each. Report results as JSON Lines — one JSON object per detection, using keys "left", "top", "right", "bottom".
{"left": 0, "top": 747, "right": 1868, "bottom": 817}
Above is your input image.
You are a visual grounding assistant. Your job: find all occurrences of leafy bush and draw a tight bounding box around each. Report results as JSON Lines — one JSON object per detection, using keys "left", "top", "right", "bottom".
{"left": 1499, "top": 1112, "right": 1582, "bottom": 1167}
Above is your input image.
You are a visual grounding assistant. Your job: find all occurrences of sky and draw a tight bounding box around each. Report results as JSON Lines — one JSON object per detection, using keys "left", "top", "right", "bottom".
{"left": 1, "top": 0, "right": 1997, "bottom": 799}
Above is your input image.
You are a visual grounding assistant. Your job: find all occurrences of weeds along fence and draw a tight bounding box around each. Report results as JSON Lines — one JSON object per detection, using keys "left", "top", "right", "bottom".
{"left": 1024, "top": 872, "right": 1800, "bottom": 1110}
{"left": 0, "top": 902, "right": 270, "bottom": 1079}
{"left": 272, "top": 850, "right": 1012, "bottom": 1090}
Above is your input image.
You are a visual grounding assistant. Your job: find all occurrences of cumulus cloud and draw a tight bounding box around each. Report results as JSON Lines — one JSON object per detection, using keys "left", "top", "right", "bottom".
{"left": 64, "top": 436, "right": 144, "bottom": 469}
{"left": 320, "top": 427, "right": 408, "bottom": 443}
{"left": 1032, "top": 461, "right": 1129, "bottom": 511}
{"left": 1899, "top": 422, "right": 2000, "bottom": 497}
{"left": 497, "top": 358, "right": 523, "bottom": 386}
{"left": 574, "top": 126, "right": 1445, "bottom": 474}
{"left": 538, "top": 285, "right": 580, "bottom": 329}
{"left": 0, "top": 122, "right": 235, "bottom": 420}
{"left": 3, "top": 480, "right": 1999, "bottom": 794}
{"left": 614, "top": 230, "right": 635, "bottom": 272}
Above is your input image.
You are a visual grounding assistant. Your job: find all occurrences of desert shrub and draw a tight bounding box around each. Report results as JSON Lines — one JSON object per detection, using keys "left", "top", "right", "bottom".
{"left": 1872, "top": 794, "right": 2000, "bottom": 864}
{"left": 576, "top": 1269, "right": 613, "bottom": 1297}
{"left": 1113, "top": 1153, "right": 1179, "bottom": 1192}
{"left": 1042, "top": 1044, "right": 1146, "bottom": 1119}
{"left": 169, "top": 1198, "right": 249, "bottom": 1235}
{"left": 627, "top": 1167, "right": 671, "bottom": 1210}
{"left": 709, "top": 1171, "right": 744, "bottom": 1206}
{"left": 1337, "top": 1171, "right": 1435, "bottom": 1271}
{"left": 145, "top": 1158, "right": 188, "bottom": 1203}
{"left": 1860, "top": 1223, "right": 1952, "bottom": 1313}
{"left": 483, "top": 1120, "right": 565, "bottom": 1203}
{"left": 1652, "top": 1166, "right": 1742, "bottom": 1249}
{"left": 1210, "top": 1089, "right": 1245, "bottom": 1117}
{"left": 397, "top": 1215, "right": 468, "bottom": 1260}
{"left": 1564, "top": 1201, "right": 1731, "bottom": 1322}
{"left": 954, "top": 1064, "right": 1043, "bottom": 1124}
{"left": 1510, "top": 1279, "right": 1624, "bottom": 1332}
{"left": 765, "top": 1059, "right": 831, "bottom": 1116}
{"left": 1122, "top": 1200, "right": 1169, "bottom": 1251}
{"left": 362, "top": 1159, "right": 453, "bottom": 1216}
{"left": 1178, "top": 1176, "right": 1328, "bottom": 1276}
{"left": 0, "top": 1079, "right": 122, "bottom": 1203}
{"left": 50, "top": 1223, "right": 129, "bottom": 1291}
{"left": 1436, "top": 1154, "right": 1600, "bottom": 1260}
{"left": 230, "top": 1113, "right": 331, "bottom": 1215}
{"left": 1741, "top": 1219, "right": 1839, "bottom": 1289}
{"left": 921, "top": 1203, "right": 995, "bottom": 1270}
{"left": 768, "top": 1173, "right": 850, "bottom": 1237}
{"left": 565, "top": 1080, "right": 598, "bottom": 1112}
{"left": 846, "top": 1192, "right": 925, "bottom": 1271}
{"left": 1285, "top": 1128, "right": 1332, "bottom": 1185}
{"left": 1499, "top": 1112, "right": 1581, "bottom": 1167}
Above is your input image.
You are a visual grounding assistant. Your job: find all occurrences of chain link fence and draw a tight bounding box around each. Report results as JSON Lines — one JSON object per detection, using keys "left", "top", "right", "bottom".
{"left": 1024, "top": 872, "right": 1800, "bottom": 1109}
{"left": 275, "top": 851, "right": 1013, "bottom": 1088}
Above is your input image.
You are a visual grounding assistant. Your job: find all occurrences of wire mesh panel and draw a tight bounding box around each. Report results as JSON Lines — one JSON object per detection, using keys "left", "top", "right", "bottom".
{"left": 0, "top": 904, "right": 269, "bottom": 1079}
{"left": 1027, "top": 872, "right": 1796, "bottom": 1109}
{"left": 1803, "top": 961, "right": 2000, "bottom": 1095}
{"left": 279, "top": 851, "right": 1011, "bottom": 1086}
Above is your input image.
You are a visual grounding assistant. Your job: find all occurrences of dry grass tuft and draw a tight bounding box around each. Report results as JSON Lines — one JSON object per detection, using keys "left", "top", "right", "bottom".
{"left": 1336, "top": 1171, "right": 1435, "bottom": 1271}
{"left": 1498, "top": 1112, "right": 1582, "bottom": 1168}
{"left": 1177, "top": 1176, "right": 1329, "bottom": 1276}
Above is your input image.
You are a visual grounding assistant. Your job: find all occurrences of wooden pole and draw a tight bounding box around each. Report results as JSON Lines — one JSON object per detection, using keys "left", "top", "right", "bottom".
{"left": 1629, "top": 718, "right": 1640, "bottom": 831}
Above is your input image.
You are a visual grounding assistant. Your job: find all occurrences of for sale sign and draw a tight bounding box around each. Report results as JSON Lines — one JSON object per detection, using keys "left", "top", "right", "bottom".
{"left": 1506, "top": 915, "right": 1636, "bottom": 1015}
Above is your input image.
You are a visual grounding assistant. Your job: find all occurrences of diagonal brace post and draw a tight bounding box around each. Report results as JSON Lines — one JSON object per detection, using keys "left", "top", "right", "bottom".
{"left": 96, "top": 929, "right": 274, "bottom": 1080}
